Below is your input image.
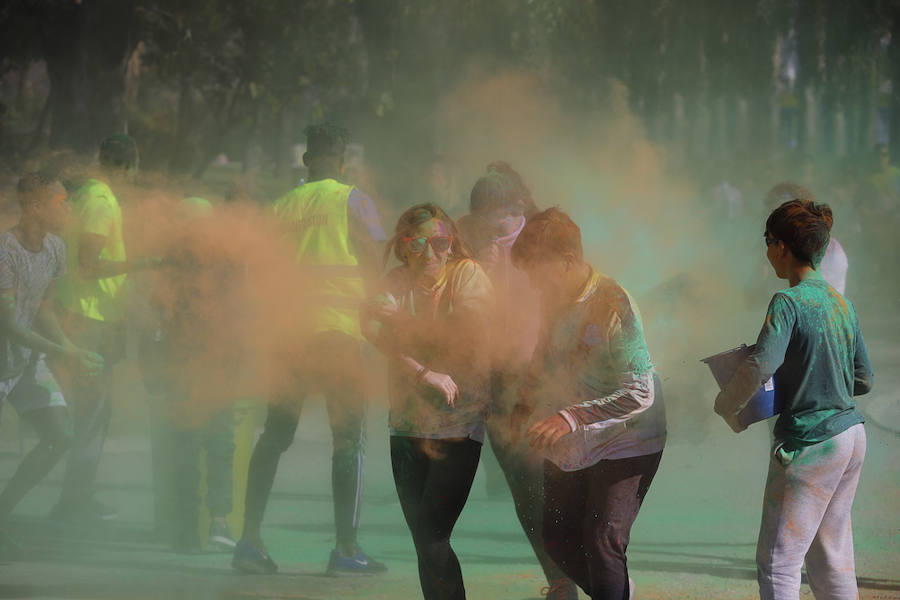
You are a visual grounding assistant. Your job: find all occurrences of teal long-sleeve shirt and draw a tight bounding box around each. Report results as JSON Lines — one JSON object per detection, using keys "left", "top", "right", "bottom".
{"left": 714, "top": 274, "right": 873, "bottom": 448}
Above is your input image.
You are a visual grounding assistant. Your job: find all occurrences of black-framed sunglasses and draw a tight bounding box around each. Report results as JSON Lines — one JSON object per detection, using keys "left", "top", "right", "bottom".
{"left": 764, "top": 232, "right": 778, "bottom": 247}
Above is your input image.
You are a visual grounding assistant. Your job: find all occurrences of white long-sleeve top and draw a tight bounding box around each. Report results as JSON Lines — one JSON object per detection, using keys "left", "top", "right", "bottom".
{"left": 522, "top": 268, "right": 666, "bottom": 471}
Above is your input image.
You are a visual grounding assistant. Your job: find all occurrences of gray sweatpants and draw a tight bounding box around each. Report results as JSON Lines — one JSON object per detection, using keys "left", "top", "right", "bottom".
{"left": 757, "top": 423, "right": 866, "bottom": 600}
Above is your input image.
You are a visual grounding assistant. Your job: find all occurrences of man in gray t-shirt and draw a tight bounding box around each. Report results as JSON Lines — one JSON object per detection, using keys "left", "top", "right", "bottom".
{"left": 0, "top": 228, "right": 66, "bottom": 381}
{"left": 0, "top": 173, "right": 102, "bottom": 556}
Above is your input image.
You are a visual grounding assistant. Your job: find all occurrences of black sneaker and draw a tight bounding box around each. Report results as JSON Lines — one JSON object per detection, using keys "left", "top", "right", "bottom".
{"left": 326, "top": 547, "right": 388, "bottom": 576}
{"left": 208, "top": 520, "right": 237, "bottom": 552}
{"left": 232, "top": 540, "right": 278, "bottom": 574}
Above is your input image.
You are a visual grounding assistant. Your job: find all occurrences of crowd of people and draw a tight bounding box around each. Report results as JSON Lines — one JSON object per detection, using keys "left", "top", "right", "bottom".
{"left": 0, "top": 122, "right": 878, "bottom": 600}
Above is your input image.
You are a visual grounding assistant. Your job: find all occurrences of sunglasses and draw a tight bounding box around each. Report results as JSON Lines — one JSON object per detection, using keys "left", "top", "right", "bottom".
{"left": 402, "top": 235, "right": 453, "bottom": 255}
{"left": 764, "top": 232, "right": 778, "bottom": 247}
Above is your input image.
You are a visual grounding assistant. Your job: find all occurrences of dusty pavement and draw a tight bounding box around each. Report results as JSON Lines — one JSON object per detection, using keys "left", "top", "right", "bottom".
{"left": 0, "top": 314, "right": 897, "bottom": 600}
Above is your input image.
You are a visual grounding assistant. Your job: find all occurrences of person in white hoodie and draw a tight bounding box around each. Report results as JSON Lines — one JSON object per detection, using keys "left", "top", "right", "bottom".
{"left": 510, "top": 207, "right": 666, "bottom": 600}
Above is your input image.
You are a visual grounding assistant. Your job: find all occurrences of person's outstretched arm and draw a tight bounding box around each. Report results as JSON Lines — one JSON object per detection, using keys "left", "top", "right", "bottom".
{"left": 78, "top": 233, "right": 158, "bottom": 279}
{"left": 714, "top": 294, "right": 794, "bottom": 432}
{"left": 0, "top": 282, "right": 102, "bottom": 375}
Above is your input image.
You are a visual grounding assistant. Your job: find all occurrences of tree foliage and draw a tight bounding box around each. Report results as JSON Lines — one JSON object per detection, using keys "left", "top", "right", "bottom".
{"left": 1, "top": 0, "right": 898, "bottom": 178}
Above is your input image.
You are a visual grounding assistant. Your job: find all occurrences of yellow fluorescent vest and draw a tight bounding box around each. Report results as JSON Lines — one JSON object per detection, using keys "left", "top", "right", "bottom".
{"left": 57, "top": 178, "right": 128, "bottom": 323}
{"left": 272, "top": 178, "right": 365, "bottom": 340}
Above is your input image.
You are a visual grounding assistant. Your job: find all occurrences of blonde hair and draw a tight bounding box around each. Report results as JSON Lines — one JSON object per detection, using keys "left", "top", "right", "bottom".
{"left": 384, "top": 203, "right": 472, "bottom": 265}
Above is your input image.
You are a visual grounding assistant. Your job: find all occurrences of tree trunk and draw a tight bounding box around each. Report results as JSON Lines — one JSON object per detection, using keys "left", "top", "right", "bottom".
{"left": 42, "top": 0, "right": 137, "bottom": 152}
{"left": 169, "top": 70, "right": 194, "bottom": 175}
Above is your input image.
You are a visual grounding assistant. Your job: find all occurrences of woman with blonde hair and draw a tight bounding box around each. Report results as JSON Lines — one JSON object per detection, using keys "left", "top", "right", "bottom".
{"left": 361, "top": 203, "right": 494, "bottom": 600}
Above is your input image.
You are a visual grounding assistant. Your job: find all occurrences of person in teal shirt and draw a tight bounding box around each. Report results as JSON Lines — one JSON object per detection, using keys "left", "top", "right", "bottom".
{"left": 714, "top": 198, "right": 873, "bottom": 600}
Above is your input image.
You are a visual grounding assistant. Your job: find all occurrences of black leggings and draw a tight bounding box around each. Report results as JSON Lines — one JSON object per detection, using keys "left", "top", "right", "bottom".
{"left": 543, "top": 451, "right": 663, "bottom": 600}
{"left": 243, "top": 332, "right": 366, "bottom": 548}
{"left": 391, "top": 436, "right": 481, "bottom": 600}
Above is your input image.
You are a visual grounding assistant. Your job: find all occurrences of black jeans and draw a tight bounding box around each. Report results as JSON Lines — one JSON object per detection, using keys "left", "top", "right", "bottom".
{"left": 543, "top": 451, "right": 663, "bottom": 600}
{"left": 243, "top": 332, "right": 366, "bottom": 549}
{"left": 391, "top": 436, "right": 482, "bottom": 600}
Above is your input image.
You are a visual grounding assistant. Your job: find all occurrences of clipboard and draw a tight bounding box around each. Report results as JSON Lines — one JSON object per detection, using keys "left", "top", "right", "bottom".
{"left": 701, "top": 344, "right": 781, "bottom": 427}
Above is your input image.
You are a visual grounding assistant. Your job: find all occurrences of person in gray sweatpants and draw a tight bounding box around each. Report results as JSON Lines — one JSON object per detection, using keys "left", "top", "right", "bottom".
{"left": 756, "top": 424, "right": 866, "bottom": 600}
{"left": 714, "top": 198, "right": 873, "bottom": 600}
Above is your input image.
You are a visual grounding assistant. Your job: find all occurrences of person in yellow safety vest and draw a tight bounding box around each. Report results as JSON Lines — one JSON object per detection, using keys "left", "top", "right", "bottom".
{"left": 233, "top": 122, "right": 388, "bottom": 576}
{"left": 50, "top": 133, "right": 162, "bottom": 522}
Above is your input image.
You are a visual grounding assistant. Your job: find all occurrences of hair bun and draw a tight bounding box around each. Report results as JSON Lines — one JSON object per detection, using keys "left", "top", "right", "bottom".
{"left": 810, "top": 202, "right": 833, "bottom": 231}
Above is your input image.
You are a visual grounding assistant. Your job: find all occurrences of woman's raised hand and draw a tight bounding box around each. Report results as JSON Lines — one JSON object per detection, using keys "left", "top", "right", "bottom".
{"left": 422, "top": 370, "right": 459, "bottom": 408}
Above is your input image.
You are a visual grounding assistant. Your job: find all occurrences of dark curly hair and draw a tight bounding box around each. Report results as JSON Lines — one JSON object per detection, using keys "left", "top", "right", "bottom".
{"left": 304, "top": 122, "right": 350, "bottom": 158}
{"left": 384, "top": 203, "right": 472, "bottom": 266}
{"left": 17, "top": 172, "right": 63, "bottom": 208}
{"left": 765, "top": 199, "right": 833, "bottom": 267}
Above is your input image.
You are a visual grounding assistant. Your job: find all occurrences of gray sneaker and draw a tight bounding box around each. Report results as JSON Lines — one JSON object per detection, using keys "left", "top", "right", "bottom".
{"left": 208, "top": 520, "right": 237, "bottom": 551}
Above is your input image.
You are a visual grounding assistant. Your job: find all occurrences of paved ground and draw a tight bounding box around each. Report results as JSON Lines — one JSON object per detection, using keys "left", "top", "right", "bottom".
{"left": 0, "top": 313, "right": 897, "bottom": 599}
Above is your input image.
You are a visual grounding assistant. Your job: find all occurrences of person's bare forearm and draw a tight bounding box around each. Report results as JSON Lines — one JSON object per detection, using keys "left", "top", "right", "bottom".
{"left": 373, "top": 324, "right": 426, "bottom": 376}
{"left": 3, "top": 320, "right": 69, "bottom": 358}
{"left": 82, "top": 259, "right": 130, "bottom": 279}
{"left": 35, "top": 304, "right": 74, "bottom": 350}
{"left": 361, "top": 312, "right": 428, "bottom": 378}
{"left": 79, "top": 257, "right": 146, "bottom": 279}
{"left": 0, "top": 293, "right": 68, "bottom": 357}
